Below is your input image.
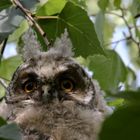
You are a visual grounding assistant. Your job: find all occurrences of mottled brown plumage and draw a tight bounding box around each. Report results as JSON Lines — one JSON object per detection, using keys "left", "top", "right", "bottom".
{"left": 0, "top": 30, "right": 111, "bottom": 140}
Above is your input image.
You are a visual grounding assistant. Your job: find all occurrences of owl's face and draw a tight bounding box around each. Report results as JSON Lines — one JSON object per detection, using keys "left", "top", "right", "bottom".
{"left": 6, "top": 46, "right": 95, "bottom": 108}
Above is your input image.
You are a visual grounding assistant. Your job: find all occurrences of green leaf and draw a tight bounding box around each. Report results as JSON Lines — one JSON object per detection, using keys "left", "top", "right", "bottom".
{"left": 108, "top": 98, "right": 124, "bottom": 107}
{"left": 99, "top": 104, "right": 140, "bottom": 140}
{"left": 58, "top": 2, "right": 105, "bottom": 57}
{"left": 113, "top": 90, "right": 140, "bottom": 102}
{"left": 114, "top": 0, "right": 121, "bottom": 9}
{"left": 8, "top": 20, "right": 29, "bottom": 42}
{"left": 0, "top": 7, "right": 25, "bottom": 43}
{"left": 70, "top": 0, "right": 87, "bottom": 8}
{"left": 98, "top": 0, "right": 109, "bottom": 11}
{"left": 0, "top": 123, "right": 22, "bottom": 140}
{"left": 0, "top": 85, "right": 5, "bottom": 99}
{"left": 88, "top": 50, "right": 127, "bottom": 92}
{"left": 0, "top": 56, "right": 22, "bottom": 80}
{"left": 0, "top": 0, "right": 11, "bottom": 11}
{"left": 95, "top": 11, "right": 105, "bottom": 46}
{"left": 0, "top": 117, "right": 7, "bottom": 127}
{"left": 38, "top": 2, "right": 105, "bottom": 57}
{"left": 36, "top": 0, "right": 67, "bottom": 16}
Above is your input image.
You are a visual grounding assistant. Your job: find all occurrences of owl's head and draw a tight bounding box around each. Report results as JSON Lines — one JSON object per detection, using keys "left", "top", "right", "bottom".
{"left": 6, "top": 30, "right": 96, "bottom": 108}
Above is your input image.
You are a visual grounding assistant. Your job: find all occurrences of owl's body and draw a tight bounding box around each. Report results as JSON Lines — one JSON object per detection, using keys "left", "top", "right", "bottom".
{"left": 0, "top": 31, "right": 111, "bottom": 140}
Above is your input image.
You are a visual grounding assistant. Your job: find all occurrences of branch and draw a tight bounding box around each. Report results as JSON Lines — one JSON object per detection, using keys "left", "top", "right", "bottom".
{"left": 11, "top": 0, "right": 50, "bottom": 47}
{"left": 0, "top": 38, "right": 8, "bottom": 61}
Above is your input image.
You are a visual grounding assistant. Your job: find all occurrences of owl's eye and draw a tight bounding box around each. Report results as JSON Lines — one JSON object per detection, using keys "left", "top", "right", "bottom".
{"left": 23, "top": 81, "right": 37, "bottom": 93}
{"left": 60, "top": 79, "right": 74, "bottom": 92}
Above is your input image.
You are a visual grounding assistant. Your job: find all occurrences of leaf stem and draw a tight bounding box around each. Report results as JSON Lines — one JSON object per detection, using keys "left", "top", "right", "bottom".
{"left": 35, "top": 16, "right": 59, "bottom": 19}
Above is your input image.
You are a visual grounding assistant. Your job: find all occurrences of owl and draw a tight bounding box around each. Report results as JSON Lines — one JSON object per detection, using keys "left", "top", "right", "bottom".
{"left": 0, "top": 30, "right": 111, "bottom": 140}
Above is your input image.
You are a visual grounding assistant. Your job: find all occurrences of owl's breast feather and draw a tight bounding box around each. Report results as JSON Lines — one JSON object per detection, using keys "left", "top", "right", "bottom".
{"left": 9, "top": 100, "right": 108, "bottom": 140}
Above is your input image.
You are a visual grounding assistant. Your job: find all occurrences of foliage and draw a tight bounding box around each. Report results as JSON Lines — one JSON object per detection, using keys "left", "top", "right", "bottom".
{"left": 88, "top": 50, "right": 127, "bottom": 92}
{"left": 0, "top": 0, "right": 140, "bottom": 140}
{"left": 99, "top": 90, "right": 140, "bottom": 140}
{"left": 0, "top": 117, "right": 21, "bottom": 140}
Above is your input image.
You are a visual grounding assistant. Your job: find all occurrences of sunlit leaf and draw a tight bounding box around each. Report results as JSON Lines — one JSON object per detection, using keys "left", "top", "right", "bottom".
{"left": 0, "top": 85, "right": 5, "bottom": 99}
{"left": 36, "top": 0, "right": 67, "bottom": 16}
{"left": 70, "top": 0, "right": 87, "bottom": 8}
{"left": 107, "top": 98, "right": 124, "bottom": 107}
{"left": 8, "top": 20, "right": 29, "bottom": 42}
{"left": 0, "top": 56, "right": 22, "bottom": 80}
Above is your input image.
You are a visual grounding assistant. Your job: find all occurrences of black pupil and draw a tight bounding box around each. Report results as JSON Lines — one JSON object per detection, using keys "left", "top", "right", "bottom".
{"left": 62, "top": 80, "right": 72, "bottom": 89}
{"left": 26, "top": 82, "right": 34, "bottom": 91}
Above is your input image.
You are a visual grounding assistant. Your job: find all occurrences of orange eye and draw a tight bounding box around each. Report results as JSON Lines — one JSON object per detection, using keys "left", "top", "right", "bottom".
{"left": 60, "top": 79, "right": 74, "bottom": 92}
{"left": 24, "top": 81, "right": 36, "bottom": 93}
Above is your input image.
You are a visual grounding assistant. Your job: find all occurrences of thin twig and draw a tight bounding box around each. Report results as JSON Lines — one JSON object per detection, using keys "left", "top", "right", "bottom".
{"left": 0, "top": 38, "right": 8, "bottom": 61}
{"left": 11, "top": 0, "right": 50, "bottom": 47}
{"left": 104, "top": 36, "right": 131, "bottom": 46}
{"left": 120, "top": 9, "right": 133, "bottom": 39}
{"left": 106, "top": 8, "right": 140, "bottom": 53}
{"left": 106, "top": 11, "right": 140, "bottom": 30}
{"left": 120, "top": 8, "right": 140, "bottom": 53}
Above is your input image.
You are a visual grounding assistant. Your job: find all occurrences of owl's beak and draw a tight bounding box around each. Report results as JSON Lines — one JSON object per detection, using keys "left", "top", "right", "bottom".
{"left": 41, "top": 85, "right": 58, "bottom": 102}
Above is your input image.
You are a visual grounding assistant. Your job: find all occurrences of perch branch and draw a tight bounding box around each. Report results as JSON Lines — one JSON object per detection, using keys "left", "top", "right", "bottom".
{"left": 11, "top": 0, "right": 50, "bottom": 47}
